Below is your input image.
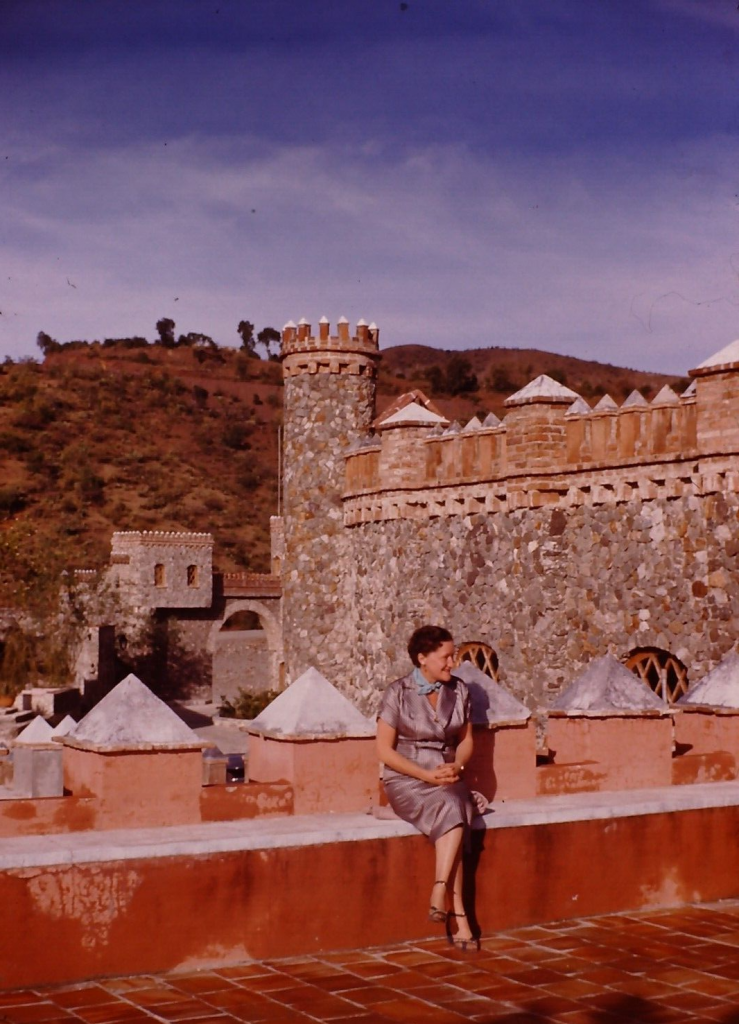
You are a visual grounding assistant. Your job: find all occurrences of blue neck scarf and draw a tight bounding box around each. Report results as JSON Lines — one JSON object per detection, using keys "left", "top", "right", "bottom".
{"left": 413, "top": 666, "right": 442, "bottom": 696}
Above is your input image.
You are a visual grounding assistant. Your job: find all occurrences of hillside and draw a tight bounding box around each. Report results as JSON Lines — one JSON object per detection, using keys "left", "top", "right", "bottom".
{"left": 0, "top": 339, "right": 682, "bottom": 612}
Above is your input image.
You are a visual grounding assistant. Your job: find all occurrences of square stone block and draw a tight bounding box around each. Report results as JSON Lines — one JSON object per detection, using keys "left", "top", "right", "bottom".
{"left": 247, "top": 733, "right": 378, "bottom": 815}
{"left": 466, "top": 721, "right": 537, "bottom": 802}
{"left": 546, "top": 713, "right": 673, "bottom": 791}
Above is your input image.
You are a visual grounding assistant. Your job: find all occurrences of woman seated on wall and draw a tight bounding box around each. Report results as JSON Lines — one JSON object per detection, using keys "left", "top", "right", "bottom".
{"left": 376, "top": 624, "right": 486, "bottom": 952}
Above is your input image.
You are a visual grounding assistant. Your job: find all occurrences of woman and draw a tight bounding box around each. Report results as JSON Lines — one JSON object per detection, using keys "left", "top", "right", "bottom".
{"left": 376, "top": 624, "right": 483, "bottom": 951}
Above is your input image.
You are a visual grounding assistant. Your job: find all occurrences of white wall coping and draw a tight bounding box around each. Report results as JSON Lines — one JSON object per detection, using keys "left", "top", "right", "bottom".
{"left": 3, "top": 781, "right": 739, "bottom": 871}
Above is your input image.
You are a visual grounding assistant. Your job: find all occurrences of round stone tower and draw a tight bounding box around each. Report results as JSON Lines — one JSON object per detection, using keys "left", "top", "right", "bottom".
{"left": 280, "top": 315, "right": 381, "bottom": 688}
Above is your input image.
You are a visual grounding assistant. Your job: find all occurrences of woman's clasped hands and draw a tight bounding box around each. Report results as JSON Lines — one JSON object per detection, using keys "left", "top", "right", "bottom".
{"left": 427, "top": 761, "right": 464, "bottom": 785}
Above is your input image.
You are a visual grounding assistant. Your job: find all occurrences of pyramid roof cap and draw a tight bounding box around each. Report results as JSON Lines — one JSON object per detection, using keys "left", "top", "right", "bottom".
{"left": 505, "top": 375, "right": 581, "bottom": 407}
{"left": 482, "top": 412, "right": 502, "bottom": 428}
{"left": 681, "top": 379, "right": 696, "bottom": 398}
{"left": 380, "top": 402, "right": 447, "bottom": 427}
{"left": 462, "top": 416, "right": 483, "bottom": 433}
{"left": 550, "top": 655, "right": 668, "bottom": 715}
{"left": 15, "top": 716, "right": 54, "bottom": 745}
{"left": 452, "top": 663, "right": 530, "bottom": 725}
{"left": 373, "top": 390, "right": 447, "bottom": 430}
{"left": 652, "top": 384, "right": 679, "bottom": 405}
{"left": 679, "top": 652, "right": 739, "bottom": 708}
{"left": 622, "top": 390, "right": 648, "bottom": 409}
{"left": 248, "top": 667, "right": 375, "bottom": 739}
{"left": 694, "top": 339, "right": 739, "bottom": 372}
{"left": 63, "top": 674, "right": 206, "bottom": 751}
{"left": 565, "top": 396, "right": 591, "bottom": 416}
{"left": 593, "top": 394, "right": 618, "bottom": 411}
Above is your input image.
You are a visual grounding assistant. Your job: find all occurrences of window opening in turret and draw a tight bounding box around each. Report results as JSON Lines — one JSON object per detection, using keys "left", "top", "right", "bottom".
{"left": 455, "top": 641, "right": 499, "bottom": 680}
{"left": 187, "top": 565, "right": 199, "bottom": 587}
{"left": 624, "top": 647, "right": 689, "bottom": 703}
{"left": 154, "top": 564, "right": 165, "bottom": 587}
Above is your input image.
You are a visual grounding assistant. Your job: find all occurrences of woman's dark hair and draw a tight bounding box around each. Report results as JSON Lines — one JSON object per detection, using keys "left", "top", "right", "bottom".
{"left": 407, "top": 625, "right": 453, "bottom": 667}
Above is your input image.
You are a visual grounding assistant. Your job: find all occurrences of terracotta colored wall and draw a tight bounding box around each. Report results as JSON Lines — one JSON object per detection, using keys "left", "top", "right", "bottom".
{"left": 674, "top": 708, "right": 739, "bottom": 757}
{"left": 248, "top": 734, "right": 378, "bottom": 814}
{"left": 4, "top": 804, "right": 739, "bottom": 989}
{"left": 466, "top": 723, "right": 537, "bottom": 802}
{"left": 63, "top": 747, "right": 205, "bottom": 829}
{"left": 546, "top": 716, "right": 673, "bottom": 790}
{"left": 0, "top": 795, "right": 97, "bottom": 837}
{"left": 200, "top": 782, "right": 293, "bottom": 821}
{"left": 0, "top": 783, "right": 294, "bottom": 838}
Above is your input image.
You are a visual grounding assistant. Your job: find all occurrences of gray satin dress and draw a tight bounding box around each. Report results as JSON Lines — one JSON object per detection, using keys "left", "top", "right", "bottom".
{"left": 378, "top": 673, "right": 474, "bottom": 843}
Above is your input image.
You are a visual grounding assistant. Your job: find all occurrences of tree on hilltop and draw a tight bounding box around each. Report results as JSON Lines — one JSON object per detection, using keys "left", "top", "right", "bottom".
{"left": 237, "top": 320, "right": 257, "bottom": 356}
{"left": 257, "top": 327, "right": 280, "bottom": 360}
{"left": 36, "top": 331, "right": 60, "bottom": 356}
{"left": 156, "top": 318, "right": 176, "bottom": 348}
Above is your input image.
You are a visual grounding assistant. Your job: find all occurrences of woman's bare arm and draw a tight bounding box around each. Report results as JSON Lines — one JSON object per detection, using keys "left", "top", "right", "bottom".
{"left": 453, "top": 721, "right": 473, "bottom": 772}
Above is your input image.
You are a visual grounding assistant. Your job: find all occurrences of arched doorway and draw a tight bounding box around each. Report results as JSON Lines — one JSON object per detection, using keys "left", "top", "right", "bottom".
{"left": 454, "top": 641, "right": 499, "bottom": 680}
{"left": 624, "top": 647, "right": 689, "bottom": 703}
{"left": 208, "top": 600, "right": 283, "bottom": 704}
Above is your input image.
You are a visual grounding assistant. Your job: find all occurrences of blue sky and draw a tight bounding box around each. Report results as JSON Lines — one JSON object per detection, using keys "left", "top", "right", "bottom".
{"left": 1, "top": 0, "right": 737, "bottom": 372}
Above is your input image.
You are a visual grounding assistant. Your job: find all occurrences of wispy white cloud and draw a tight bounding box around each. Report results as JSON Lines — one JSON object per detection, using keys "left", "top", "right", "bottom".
{"left": 2, "top": 127, "right": 737, "bottom": 373}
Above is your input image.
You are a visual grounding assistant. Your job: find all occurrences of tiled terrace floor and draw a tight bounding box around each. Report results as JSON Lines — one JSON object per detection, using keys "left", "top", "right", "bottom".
{"left": 10, "top": 902, "right": 739, "bottom": 1024}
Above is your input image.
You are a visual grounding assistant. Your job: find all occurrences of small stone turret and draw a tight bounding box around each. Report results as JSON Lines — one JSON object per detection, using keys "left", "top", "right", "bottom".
{"left": 280, "top": 317, "right": 381, "bottom": 690}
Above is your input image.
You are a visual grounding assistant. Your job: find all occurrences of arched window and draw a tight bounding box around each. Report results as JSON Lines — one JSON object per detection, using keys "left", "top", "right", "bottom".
{"left": 624, "top": 647, "right": 689, "bottom": 703}
{"left": 186, "top": 565, "right": 199, "bottom": 587}
{"left": 454, "top": 641, "right": 499, "bottom": 680}
{"left": 154, "top": 564, "right": 165, "bottom": 587}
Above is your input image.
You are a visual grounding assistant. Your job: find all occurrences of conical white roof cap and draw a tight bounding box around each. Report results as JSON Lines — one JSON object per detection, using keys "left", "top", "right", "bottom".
{"left": 248, "top": 667, "right": 375, "bottom": 739}
{"left": 551, "top": 655, "right": 667, "bottom": 714}
{"left": 679, "top": 652, "right": 739, "bottom": 708}
{"left": 380, "top": 402, "right": 446, "bottom": 426}
{"left": 695, "top": 339, "right": 739, "bottom": 370}
{"left": 452, "top": 662, "right": 530, "bottom": 724}
{"left": 593, "top": 394, "right": 618, "bottom": 411}
{"left": 566, "top": 397, "right": 591, "bottom": 416}
{"left": 66, "top": 674, "right": 204, "bottom": 750}
{"left": 652, "top": 384, "right": 679, "bottom": 405}
{"left": 16, "top": 716, "right": 54, "bottom": 745}
{"left": 51, "top": 715, "right": 77, "bottom": 738}
{"left": 505, "top": 375, "right": 580, "bottom": 406}
{"left": 622, "top": 390, "right": 648, "bottom": 409}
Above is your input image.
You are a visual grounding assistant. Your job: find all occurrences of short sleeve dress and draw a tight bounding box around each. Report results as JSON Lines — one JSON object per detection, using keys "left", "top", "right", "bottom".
{"left": 377, "top": 673, "right": 474, "bottom": 843}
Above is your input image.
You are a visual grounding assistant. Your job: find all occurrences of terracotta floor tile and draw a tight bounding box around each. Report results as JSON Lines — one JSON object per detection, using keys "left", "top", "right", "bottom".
{"left": 1, "top": 1004, "right": 73, "bottom": 1023}
{"left": 0, "top": 994, "right": 48, "bottom": 1008}
{"left": 166, "top": 977, "right": 238, "bottom": 996}
{"left": 519, "top": 994, "right": 582, "bottom": 1016}
{"left": 41, "top": 990, "right": 114, "bottom": 1010}
{"left": 337, "top": 987, "right": 397, "bottom": 1007}
{"left": 368, "top": 995, "right": 465, "bottom": 1022}
{"left": 499, "top": 967, "right": 565, "bottom": 987}
{"left": 125, "top": 990, "right": 186, "bottom": 1009}
{"left": 541, "top": 977, "right": 603, "bottom": 1000}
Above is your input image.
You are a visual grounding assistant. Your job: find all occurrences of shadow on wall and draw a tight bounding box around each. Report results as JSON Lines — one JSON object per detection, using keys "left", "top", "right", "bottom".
{"left": 115, "top": 614, "right": 212, "bottom": 703}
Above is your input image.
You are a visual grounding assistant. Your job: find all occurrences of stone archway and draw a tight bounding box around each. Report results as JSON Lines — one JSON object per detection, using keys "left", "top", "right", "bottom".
{"left": 207, "top": 599, "right": 283, "bottom": 704}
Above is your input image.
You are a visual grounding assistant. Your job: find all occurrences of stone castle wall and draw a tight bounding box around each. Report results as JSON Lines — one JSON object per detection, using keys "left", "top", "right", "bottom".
{"left": 281, "top": 370, "right": 377, "bottom": 689}
{"left": 341, "top": 492, "right": 739, "bottom": 711}
{"left": 279, "top": 326, "right": 739, "bottom": 711}
{"left": 110, "top": 531, "right": 213, "bottom": 611}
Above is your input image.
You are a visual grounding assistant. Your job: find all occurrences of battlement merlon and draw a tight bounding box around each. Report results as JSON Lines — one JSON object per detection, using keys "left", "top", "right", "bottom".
{"left": 342, "top": 341, "right": 739, "bottom": 515}
{"left": 281, "top": 317, "right": 381, "bottom": 378}
{"left": 111, "top": 531, "right": 214, "bottom": 550}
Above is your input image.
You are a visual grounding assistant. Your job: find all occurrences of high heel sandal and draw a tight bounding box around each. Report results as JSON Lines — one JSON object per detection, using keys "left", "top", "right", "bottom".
{"left": 447, "top": 911, "right": 480, "bottom": 952}
{"left": 428, "top": 880, "right": 448, "bottom": 923}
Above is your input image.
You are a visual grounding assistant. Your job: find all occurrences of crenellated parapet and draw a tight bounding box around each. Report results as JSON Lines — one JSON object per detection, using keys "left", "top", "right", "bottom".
{"left": 281, "top": 316, "right": 380, "bottom": 379}
{"left": 344, "top": 341, "right": 739, "bottom": 524}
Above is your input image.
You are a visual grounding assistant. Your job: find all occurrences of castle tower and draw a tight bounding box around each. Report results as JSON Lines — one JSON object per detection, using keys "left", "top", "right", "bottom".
{"left": 280, "top": 316, "right": 381, "bottom": 686}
